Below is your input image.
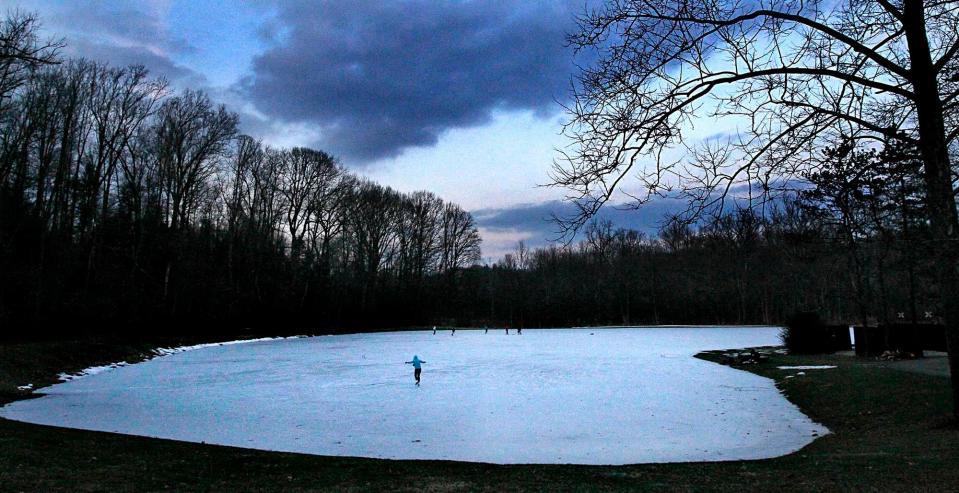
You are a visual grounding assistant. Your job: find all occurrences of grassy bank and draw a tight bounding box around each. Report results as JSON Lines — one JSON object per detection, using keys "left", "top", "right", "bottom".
{"left": 1, "top": 340, "right": 957, "bottom": 492}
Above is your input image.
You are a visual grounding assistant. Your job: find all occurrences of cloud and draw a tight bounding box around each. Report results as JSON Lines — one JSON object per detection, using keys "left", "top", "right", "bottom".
{"left": 472, "top": 186, "right": 803, "bottom": 259}
{"left": 66, "top": 39, "right": 206, "bottom": 87}
{"left": 475, "top": 227, "right": 536, "bottom": 262}
{"left": 240, "top": 0, "right": 580, "bottom": 162}
{"left": 473, "top": 199, "right": 693, "bottom": 259}
{"left": 16, "top": 1, "right": 207, "bottom": 87}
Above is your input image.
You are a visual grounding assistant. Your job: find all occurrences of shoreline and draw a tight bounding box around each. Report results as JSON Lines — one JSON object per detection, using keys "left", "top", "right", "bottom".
{"left": 0, "top": 333, "right": 310, "bottom": 406}
{"left": 56, "top": 335, "right": 309, "bottom": 384}
{"left": 1, "top": 337, "right": 956, "bottom": 490}
{"left": 5, "top": 326, "right": 784, "bottom": 403}
{"left": 2, "top": 329, "right": 818, "bottom": 466}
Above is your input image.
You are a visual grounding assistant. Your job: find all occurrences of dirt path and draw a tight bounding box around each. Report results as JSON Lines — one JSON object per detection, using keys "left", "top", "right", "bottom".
{"left": 884, "top": 351, "right": 951, "bottom": 378}
{"left": 836, "top": 350, "right": 951, "bottom": 378}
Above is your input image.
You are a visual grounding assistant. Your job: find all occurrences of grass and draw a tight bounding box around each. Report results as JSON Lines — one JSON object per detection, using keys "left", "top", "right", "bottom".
{"left": 1, "top": 339, "right": 957, "bottom": 492}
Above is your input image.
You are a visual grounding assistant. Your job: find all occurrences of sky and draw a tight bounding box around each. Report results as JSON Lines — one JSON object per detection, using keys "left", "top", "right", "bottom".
{"left": 2, "top": 0, "right": 695, "bottom": 259}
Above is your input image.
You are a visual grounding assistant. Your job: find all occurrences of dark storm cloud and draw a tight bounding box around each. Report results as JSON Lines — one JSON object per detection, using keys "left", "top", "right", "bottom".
{"left": 474, "top": 199, "right": 693, "bottom": 246}
{"left": 473, "top": 190, "right": 777, "bottom": 257}
{"left": 242, "top": 0, "right": 582, "bottom": 162}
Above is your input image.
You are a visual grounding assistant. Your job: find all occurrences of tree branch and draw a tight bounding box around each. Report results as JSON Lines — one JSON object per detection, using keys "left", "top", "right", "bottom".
{"left": 620, "top": 7, "right": 911, "bottom": 80}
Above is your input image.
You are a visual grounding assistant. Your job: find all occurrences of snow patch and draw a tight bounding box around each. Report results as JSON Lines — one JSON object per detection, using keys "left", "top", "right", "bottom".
{"left": 777, "top": 365, "right": 837, "bottom": 370}
{"left": 16, "top": 384, "right": 33, "bottom": 391}
{"left": 58, "top": 362, "right": 130, "bottom": 382}
{"left": 152, "top": 336, "right": 305, "bottom": 357}
{"left": 55, "top": 336, "right": 306, "bottom": 383}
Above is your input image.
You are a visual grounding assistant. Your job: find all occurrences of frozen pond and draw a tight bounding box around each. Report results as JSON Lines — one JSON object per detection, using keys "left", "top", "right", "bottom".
{"left": 0, "top": 327, "right": 827, "bottom": 464}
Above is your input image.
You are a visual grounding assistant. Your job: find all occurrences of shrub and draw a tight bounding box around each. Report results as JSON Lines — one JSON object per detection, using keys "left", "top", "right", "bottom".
{"left": 780, "top": 311, "right": 832, "bottom": 354}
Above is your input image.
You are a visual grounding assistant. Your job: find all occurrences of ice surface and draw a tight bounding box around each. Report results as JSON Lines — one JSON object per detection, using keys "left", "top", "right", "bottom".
{"left": 0, "top": 327, "right": 828, "bottom": 465}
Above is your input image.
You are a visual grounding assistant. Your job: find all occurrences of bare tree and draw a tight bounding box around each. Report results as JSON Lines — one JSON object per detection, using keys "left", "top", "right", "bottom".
{"left": 116, "top": 126, "right": 156, "bottom": 231}
{"left": 152, "top": 89, "right": 237, "bottom": 302}
{"left": 559, "top": 0, "right": 959, "bottom": 417}
{"left": 307, "top": 168, "right": 353, "bottom": 273}
{"left": 246, "top": 145, "right": 285, "bottom": 250}
{"left": 153, "top": 89, "right": 237, "bottom": 233}
{"left": 584, "top": 219, "right": 617, "bottom": 265}
{"left": 48, "top": 61, "right": 94, "bottom": 237}
{"left": 349, "top": 180, "right": 403, "bottom": 305}
{"left": 400, "top": 191, "right": 444, "bottom": 280}
{"left": 440, "top": 202, "right": 482, "bottom": 273}
{"left": 223, "top": 136, "right": 262, "bottom": 242}
{"left": 85, "top": 63, "right": 165, "bottom": 232}
{"left": 278, "top": 147, "right": 336, "bottom": 260}
{"left": 0, "top": 11, "right": 61, "bottom": 109}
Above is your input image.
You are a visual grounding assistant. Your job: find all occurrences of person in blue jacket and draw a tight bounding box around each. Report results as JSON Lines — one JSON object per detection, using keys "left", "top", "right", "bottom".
{"left": 406, "top": 355, "right": 426, "bottom": 385}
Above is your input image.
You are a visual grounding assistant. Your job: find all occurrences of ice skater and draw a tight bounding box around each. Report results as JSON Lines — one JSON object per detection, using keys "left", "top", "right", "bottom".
{"left": 406, "top": 355, "right": 426, "bottom": 385}
{"left": 451, "top": 328, "right": 456, "bottom": 336}
{"left": 517, "top": 327, "right": 522, "bottom": 335}
{"left": 432, "top": 326, "right": 436, "bottom": 335}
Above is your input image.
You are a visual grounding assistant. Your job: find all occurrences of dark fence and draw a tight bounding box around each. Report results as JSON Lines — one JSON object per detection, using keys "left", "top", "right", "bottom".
{"left": 853, "top": 324, "right": 947, "bottom": 357}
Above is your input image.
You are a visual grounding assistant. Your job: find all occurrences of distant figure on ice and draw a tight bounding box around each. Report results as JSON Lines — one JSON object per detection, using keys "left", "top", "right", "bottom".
{"left": 517, "top": 327, "right": 522, "bottom": 335}
{"left": 406, "top": 355, "right": 426, "bottom": 385}
{"left": 432, "top": 326, "right": 436, "bottom": 335}
{"left": 505, "top": 327, "right": 509, "bottom": 335}
{"left": 484, "top": 327, "right": 488, "bottom": 334}
{"left": 451, "top": 328, "right": 456, "bottom": 336}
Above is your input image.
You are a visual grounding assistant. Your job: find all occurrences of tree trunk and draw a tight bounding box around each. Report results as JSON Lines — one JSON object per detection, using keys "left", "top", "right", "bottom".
{"left": 903, "top": 0, "right": 959, "bottom": 418}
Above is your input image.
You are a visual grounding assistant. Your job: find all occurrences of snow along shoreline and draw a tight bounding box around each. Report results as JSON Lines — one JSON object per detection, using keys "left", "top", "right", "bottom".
{"left": 55, "top": 335, "right": 309, "bottom": 383}
{"left": 51, "top": 327, "right": 783, "bottom": 383}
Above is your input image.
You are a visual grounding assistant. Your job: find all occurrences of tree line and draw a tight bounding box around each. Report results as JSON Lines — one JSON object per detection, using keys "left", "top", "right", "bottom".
{"left": 0, "top": 10, "right": 942, "bottom": 344}
{"left": 0, "top": 13, "right": 481, "bottom": 340}
{"left": 460, "top": 142, "right": 933, "bottom": 329}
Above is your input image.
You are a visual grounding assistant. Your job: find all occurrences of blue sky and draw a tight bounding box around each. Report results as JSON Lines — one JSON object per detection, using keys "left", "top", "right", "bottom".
{"left": 3, "top": 0, "right": 692, "bottom": 259}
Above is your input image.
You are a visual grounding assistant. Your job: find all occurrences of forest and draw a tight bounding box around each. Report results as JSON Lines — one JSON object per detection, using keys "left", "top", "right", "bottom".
{"left": 473, "top": 169, "right": 931, "bottom": 329}
{"left": 0, "top": 11, "right": 940, "bottom": 340}
{"left": 0, "top": 13, "right": 482, "bottom": 340}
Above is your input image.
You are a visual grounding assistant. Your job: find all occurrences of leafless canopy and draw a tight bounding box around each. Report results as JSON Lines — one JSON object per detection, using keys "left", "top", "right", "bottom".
{"left": 0, "top": 11, "right": 62, "bottom": 106}
{"left": 554, "top": 0, "right": 959, "bottom": 236}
